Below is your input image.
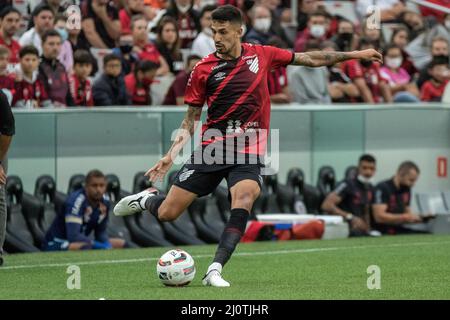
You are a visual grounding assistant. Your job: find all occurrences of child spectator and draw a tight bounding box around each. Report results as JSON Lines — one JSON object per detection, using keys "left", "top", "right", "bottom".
{"left": 390, "top": 27, "right": 417, "bottom": 77}
{"left": 420, "top": 57, "right": 450, "bottom": 102}
{"left": 54, "top": 14, "right": 74, "bottom": 73}
{"left": 0, "top": 46, "right": 14, "bottom": 97}
{"left": 125, "top": 60, "right": 159, "bottom": 105}
{"left": 13, "top": 45, "right": 51, "bottom": 108}
{"left": 69, "top": 50, "right": 94, "bottom": 107}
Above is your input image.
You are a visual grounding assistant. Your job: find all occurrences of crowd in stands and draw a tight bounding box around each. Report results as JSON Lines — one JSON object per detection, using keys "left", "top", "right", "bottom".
{"left": 0, "top": 0, "right": 450, "bottom": 108}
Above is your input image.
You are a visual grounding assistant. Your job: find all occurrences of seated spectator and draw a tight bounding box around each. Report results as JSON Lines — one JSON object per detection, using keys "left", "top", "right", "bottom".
{"left": 80, "top": 0, "right": 121, "bottom": 49}
{"left": 288, "top": 39, "right": 330, "bottom": 104}
{"left": 296, "top": 0, "right": 319, "bottom": 32}
{"left": 420, "top": 57, "right": 450, "bottom": 102}
{"left": 43, "top": 170, "right": 128, "bottom": 251}
{"left": 380, "top": 44, "right": 420, "bottom": 103}
{"left": 125, "top": 60, "right": 159, "bottom": 105}
{"left": 38, "top": 29, "right": 73, "bottom": 107}
{"left": 155, "top": 16, "right": 184, "bottom": 74}
{"left": 163, "top": 54, "right": 201, "bottom": 105}
{"left": 69, "top": 50, "right": 94, "bottom": 107}
{"left": 163, "top": 0, "right": 200, "bottom": 48}
{"left": 13, "top": 45, "right": 51, "bottom": 108}
{"left": 191, "top": 4, "right": 216, "bottom": 57}
{"left": 322, "top": 41, "right": 360, "bottom": 103}
{"left": 0, "top": 46, "right": 14, "bottom": 97}
{"left": 0, "top": 6, "right": 21, "bottom": 67}
{"left": 372, "top": 161, "right": 425, "bottom": 235}
{"left": 54, "top": 14, "right": 73, "bottom": 73}
{"left": 294, "top": 11, "right": 331, "bottom": 53}
{"left": 245, "top": 5, "right": 276, "bottom": 45}
{"left": 417, "top": 37, "right": 449, "bottom": 89}
{"left": 112, "top": 33, "right": 138, "bottom": 76}
{"left": 332, "top": 19, "right": 359, "bottom": 52}
{"left": 356, "top": 0, "right": 405, "bottom": 23}
{"left": 119, "top": 0, "right": 155, "bottom": 35}
{"left": 259, "top": 0, "right": 293, "bottom": 47}
{"left": 341, "top": 38, "right": 392, "bottom": 103}
{"left": 266, "top": 37, "right": 291, "bottom": 104}
{"left": 19, "top": 4, "right": 55, "bottom": 55}
{"left": 93, "top": 53, "right": 130, "bottom": 106}
{"left": 361, "top": 19, "right": 384, "bottom": 49}
{"left": 131, "top": 15, "right": 169, "bottom": 76}
{"left": 321, "top": 154, "right": 377, "bottom": 237}
{"left": 390, "top": 27, "right": 417, "bottom": 77}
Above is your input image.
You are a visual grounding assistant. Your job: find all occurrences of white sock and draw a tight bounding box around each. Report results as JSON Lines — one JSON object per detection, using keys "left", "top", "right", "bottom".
{"left": 207, "top": 262, "right": 222, "bottom": 274}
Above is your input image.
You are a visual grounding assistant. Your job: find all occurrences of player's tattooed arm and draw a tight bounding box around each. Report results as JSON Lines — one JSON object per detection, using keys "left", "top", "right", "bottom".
{"left": 292, "top": 49, "right": 383, "bottom": 67}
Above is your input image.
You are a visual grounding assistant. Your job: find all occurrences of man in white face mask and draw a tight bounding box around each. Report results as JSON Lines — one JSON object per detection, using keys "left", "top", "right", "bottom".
{"left": 321, "top": 154, "right": 377, "bottom": 237}
{"left": 244, "top": 5, "right": 274, "bottom": 45}
{"left": 294, "top": 11, "right": 330, "bottom": 52}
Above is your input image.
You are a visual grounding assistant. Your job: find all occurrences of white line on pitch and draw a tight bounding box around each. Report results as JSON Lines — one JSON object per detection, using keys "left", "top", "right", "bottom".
{"left": 1, "top": 240, "right": 449, "bottom": 271}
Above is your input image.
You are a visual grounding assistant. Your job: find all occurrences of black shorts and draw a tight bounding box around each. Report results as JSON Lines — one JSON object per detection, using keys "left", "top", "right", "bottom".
{"left": 172, "top": 162, "right": 263, "bottom": 197}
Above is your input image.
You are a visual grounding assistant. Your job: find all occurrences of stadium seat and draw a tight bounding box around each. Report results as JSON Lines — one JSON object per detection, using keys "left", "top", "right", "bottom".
{"left": 21, "top": 192, "right": 45, "bottom": 247}
{"left": 4, "top": 176, "right": 40, "bottom": 253}
{"left": 416, "top": 192, "right": 448, "bottom": 215}
{"left": 317, "top": 166, "right": 336, "bottom": 204}
{"left": 213, "top": 185, "right": 231, "bottom": 222}
{"left": 105, "top": 174, "right": 139, "bottom": 248}
{"left": 132, "top": 171, "right": 152, "bottom": 193}
{"left": 188, "top": 197, "right": 221, "bottom": 243}
{"left": 67, "top": 174, "right": 85, "bottom": 194}
{"left": 34, "top": 175, "right": 61, "bottom": 234}
{"left": 344, "top": 165, "right": 358, "bottom": 180}
{"left": 443, "top": 191, "right": 450, "bottom": 211}
{"left": 202, "top": 196, "right": 227, "bottom": 235}
{"left": 285, "top": 168, "right": 322, "bottom": 214}
{"left": 262, "top": 174, "right": 282, "bottom": 213}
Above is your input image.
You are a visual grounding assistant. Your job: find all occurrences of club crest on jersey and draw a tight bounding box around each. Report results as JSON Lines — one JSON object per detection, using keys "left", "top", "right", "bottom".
{"left": 248, "top": 57, "right": 259, "bottom": 74}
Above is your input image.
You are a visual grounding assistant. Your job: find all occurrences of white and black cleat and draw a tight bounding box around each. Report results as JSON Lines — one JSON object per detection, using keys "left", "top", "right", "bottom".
{"left": 202, "top": 269, "right": 230, "bottom": 287}
{"left": 113, "top": 187, "right": 158, "bottom": 216}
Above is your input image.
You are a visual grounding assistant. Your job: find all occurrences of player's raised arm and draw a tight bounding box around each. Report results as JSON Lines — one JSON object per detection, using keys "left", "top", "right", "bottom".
{"left": 291, "top": 49, "right": 383, "bottom": 68}
{"left": 145, "top": 105, "right": 203, "bottom": 182}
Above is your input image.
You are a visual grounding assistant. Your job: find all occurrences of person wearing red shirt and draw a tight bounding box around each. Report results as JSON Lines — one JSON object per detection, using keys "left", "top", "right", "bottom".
{"left": 125, "top": 60, "right": 159, "bottom": 105}
{"left": 0, "top": 46, "right": 14, "bottom": 99}
{"left": 69, "top": 50, "right": 94, "bottom": 107}
{"left": 419, "top": 0, "right": 450, "bottom": 23}
{"left": 13, "top": 45, "right": 50, "bottom": 108}
{"left": 0, "top": 7, "right": 21, "bottom": 66}
{"left": 421, "top": 57, "right": 450, "bottom": 102}
{"left": 119, "top": 0, "right": 156, "bottom": 35}
{"left": 163, "top": 0, "right": 200, "bottom": 49}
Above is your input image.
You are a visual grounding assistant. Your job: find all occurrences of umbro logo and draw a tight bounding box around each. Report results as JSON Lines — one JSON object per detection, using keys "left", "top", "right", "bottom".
{"left": 214, "top": 72, "right": 226, "bottom": 81}
{"left": 248, "top": 57, "right": 259, "bottom": 74}
{"left": 179, "top": 169, "right": 195, "bottom": 182}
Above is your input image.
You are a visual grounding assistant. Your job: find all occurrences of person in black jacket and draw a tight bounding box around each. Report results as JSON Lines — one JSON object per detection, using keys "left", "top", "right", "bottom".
{"left": 92, "top": 54, "right": 130, "bottom": 106}
{"left": 0, "top": 89, "right": 15, "bottom": 266}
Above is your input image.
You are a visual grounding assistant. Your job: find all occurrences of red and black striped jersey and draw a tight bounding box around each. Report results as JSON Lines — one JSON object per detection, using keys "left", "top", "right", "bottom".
{"left": 185, "top": 43, "right": 294, "bottom": 155}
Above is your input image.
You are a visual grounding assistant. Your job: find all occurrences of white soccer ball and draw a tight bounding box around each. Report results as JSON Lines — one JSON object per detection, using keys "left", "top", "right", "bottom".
{"left": 156, "top": 249, "right": 196, "bottom": 286}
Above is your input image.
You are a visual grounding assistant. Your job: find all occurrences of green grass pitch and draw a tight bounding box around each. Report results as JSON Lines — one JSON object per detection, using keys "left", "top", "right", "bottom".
{"left": 1, "top": 234, "right": 449, "bottom": 300}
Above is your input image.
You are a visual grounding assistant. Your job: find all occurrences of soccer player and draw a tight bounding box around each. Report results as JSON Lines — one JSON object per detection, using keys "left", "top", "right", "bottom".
{"left": 114, "top": 5, "right": 383, "bottom": 287}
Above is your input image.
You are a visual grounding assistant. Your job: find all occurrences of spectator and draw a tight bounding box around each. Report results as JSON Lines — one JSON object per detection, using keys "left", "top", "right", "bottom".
{"left": 80, "top": 0, "right": 121, "bottom": 49}
{"left": 321, "top": 154, "right": 377, "bottom": 237}
{"left": 0, "top": 46, "right": 14, "bottom": 98}
{"left": 164, "top": 0, "right": 200, "bottom": 48}
{"left": 420, "top": 56, "right": 450, "bottom": 102}
{"left": 322, "top": 41, "right": 360, "bottom": 103}
{"left": 332, "top": 19, "right": 359, "bottom": 52}
{"left": 69, "top": 50, "right": 94, "bottom": 107}
{"left": 288, "top": 40, "right": 330, "bottom": 104}
{"left": 54, "top": 14, "right": 73, "bottom": 73}
{"left": 356, "top": 0, "right": 405, "bottom": 22}
{"left": 112, "top": 33, "right": 138, "bottom": 76}
{"left": 294, "top": 11, "right": 331, "bottom": 53}
{"left": 420, "top": 0, "right": 450, "bottom": 24}
{"left": 155, "top": 16, "right": 184, "bottom": 74}
{"left": 191, "top": 4, "right": 216, "bottom": 57}
{"left": 119, "top": 0, "right": 155, "bottom": 35}
{"left": 245, "top": 5, "right": 276, "bottom": 45}
{"left": 341, "top": 38, "right": 392, "bottom": 103}
{"left": 163, "top": 54, "right": 200, "bottom": 105}
{"left": 0, "top": 6, "right": 21, "bottom": 66}
{"left": 361, "top": 19, "right": 384, "bottom": 49}
{"left": 390, "top": 27, "right": 417, "bottom": 77}
{"left": 131, "top": 15, "right": 169, "bottom": 76}
{"left": 266, "top": 37, "right": 291, "bottom": 104}
{"left": 93, "top": 53, "right": 130, "bottom": 106}
{"left": 19, "top": 4, "right": 55, "bottom": 55}
{"left": 372, "top": 161, "right": 425, "bottom": 235}
{"left": 297, "top": 0, "right": 318, "bottom": 32}
{"left": 417, "top": 37, "right": 449, "bottom": 89}
{"left": 13, "top": 45, "right": 51, "bottom": 108}
{"left": 380, "top": 44, "right": 420, "bottom": 103}
{"left": 38, "top": 29, "right": 73, "bottom": 107}
{"left": 259, "top": 0, "right": 292, "bottom": 47}
{"left": 43, "top": 170, "right": 128, "bottom": 251}
{"left": 125, "top": 60, "right": 159, "bottom": 105}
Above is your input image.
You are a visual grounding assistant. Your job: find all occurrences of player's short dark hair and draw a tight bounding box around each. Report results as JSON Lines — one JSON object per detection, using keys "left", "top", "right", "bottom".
{"left": 103, "top": 53, "right": 121, "bottom": 66}
{"left": 0, "top": 6, "right": 21, "bottom": 19}
{"left": 398, "top": 161, "right": 420, "bottom": 176}
{"left": 31, "top": 3, "right": 54, "bottom": 18}
{"left": 42, "top": 29, "right": 61, "bottom": 43}
{"left": 428, "top": 56, "right": 449, "bottom": 69}
{"left": 211, "top": 5, "right": 243, "bottom": 25}
{"left": 85, "top": 170, "right": 106, "bottom": 184}
{"left": 19, "top": 45, "right": 39, "bottom": 58}
{"left": 74, "top": 50, "right": 93, "bottom": 65}
{"left": 200, "top": 4, "right": 217, "bottom": 19}
{"left": 359, "top": 154, "right": 376, "bottom": 164}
